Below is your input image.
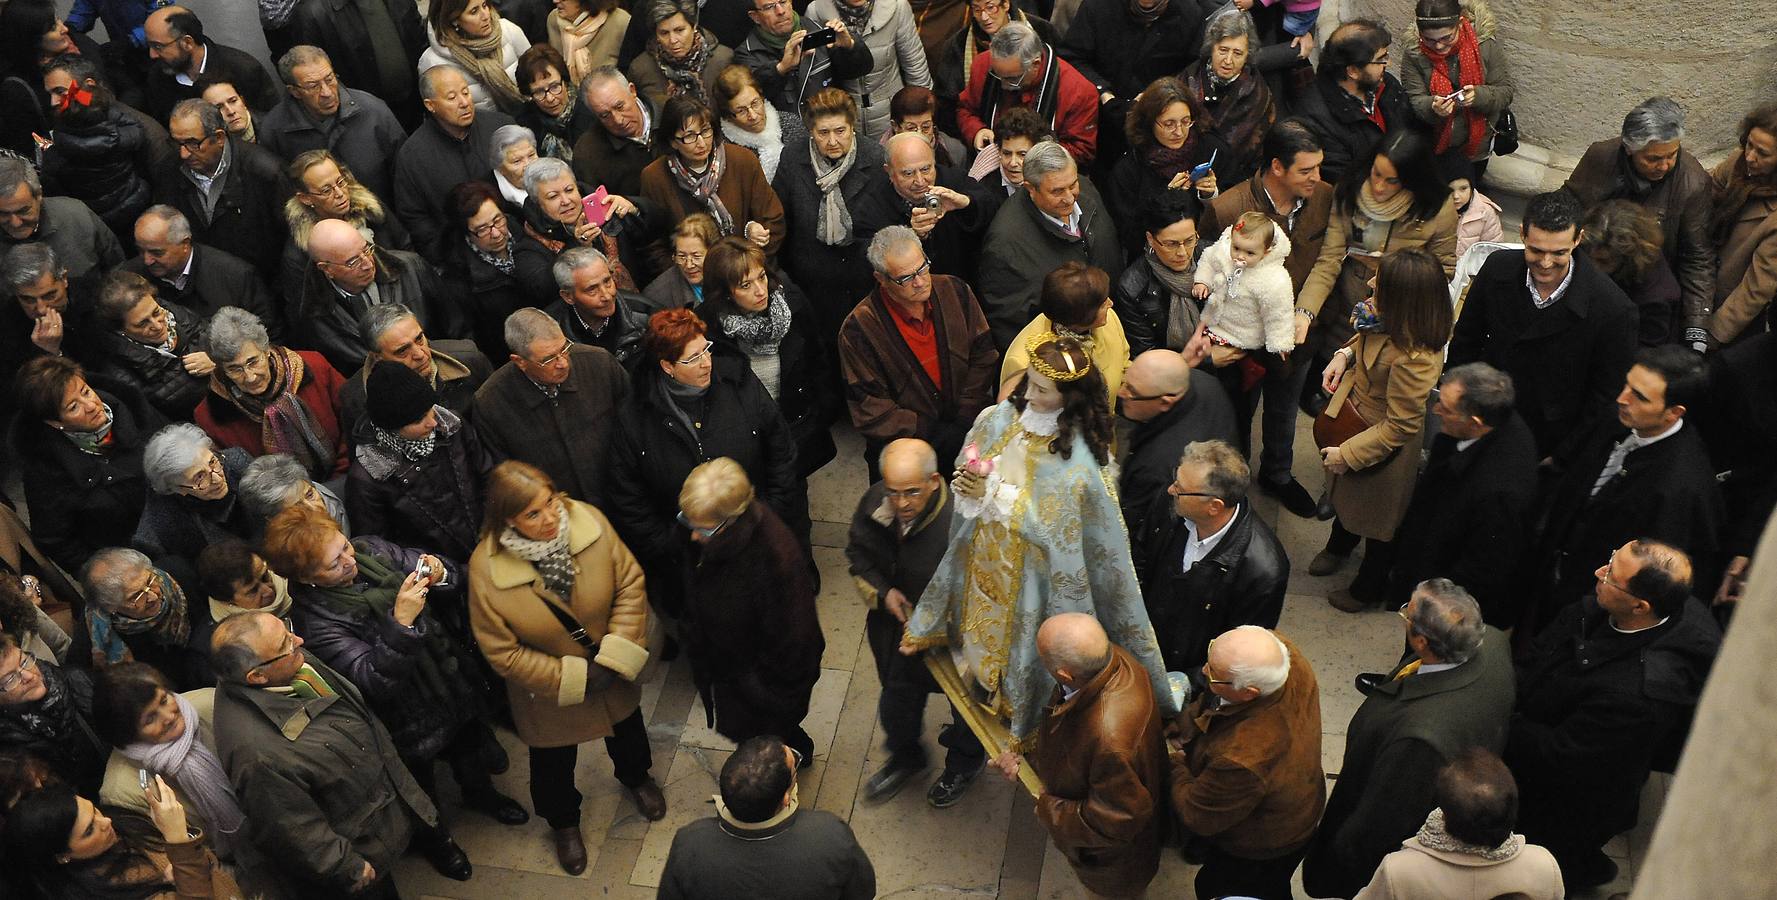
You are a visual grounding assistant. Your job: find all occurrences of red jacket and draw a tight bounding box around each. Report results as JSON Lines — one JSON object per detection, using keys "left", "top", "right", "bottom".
{"left": 194, "top": 349, "right": 350, "bottom": 478}
{"left": 957, "top": 49, "right": 1100, "bottom": 164}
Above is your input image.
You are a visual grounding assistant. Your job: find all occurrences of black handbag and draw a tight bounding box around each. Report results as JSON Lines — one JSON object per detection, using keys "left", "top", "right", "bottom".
{"left": 1492, "top": 106, "right": 1520, "bottom": 156}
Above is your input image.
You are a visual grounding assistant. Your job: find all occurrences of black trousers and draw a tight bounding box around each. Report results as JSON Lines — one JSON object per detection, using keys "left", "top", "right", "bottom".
{"left": 528, "top": 708, "right": 653, "bottom": 829}
{"left": 867, "top": 609, "right": 984, "bottom": 773}
{"left": 1194, "top": 842, "right": 1306, "bottom": 900}
{"left": 1326, "top": 517, "right": 1398, "bottom": 604}
{"left": 402, "top": 718, "right": 500, "bottom": 805}
{"left": 1212, "top": 349, "right": 1306, "bottom": 485}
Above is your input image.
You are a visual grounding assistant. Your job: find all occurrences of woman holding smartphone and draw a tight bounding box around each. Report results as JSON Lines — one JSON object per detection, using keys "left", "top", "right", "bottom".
{"left": 4, "top": 777, "right": 242, "bottom": 899}
{"left": 1105, "top": 77, "right": 1233, "bottom": 259}
{"left": 1401, "top": 0, "right": 1514, "bottom": 183}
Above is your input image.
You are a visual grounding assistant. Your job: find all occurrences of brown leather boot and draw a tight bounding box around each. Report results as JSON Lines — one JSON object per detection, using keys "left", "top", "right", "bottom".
{"left": 551, "top": 825, "right": 587, "bottom": 875}
{"left": 627, "top": 779, "right": 667, "bottom": 821}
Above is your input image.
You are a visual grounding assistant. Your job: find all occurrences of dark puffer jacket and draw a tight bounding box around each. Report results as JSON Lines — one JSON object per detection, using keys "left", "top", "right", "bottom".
{"left": 605, "top": 358, "right": 806, "bottom": 618}
{"left": 698, "top": 277, "right": 840, "bottom": 477}
{"left": 344, "top": 407, "right": 493, "bottom": 565}
{"left": 41, "top": 101, "right": 163, "bottom": 235}
{"left": 91, "top": 300, "right": 211, "bottom": 421}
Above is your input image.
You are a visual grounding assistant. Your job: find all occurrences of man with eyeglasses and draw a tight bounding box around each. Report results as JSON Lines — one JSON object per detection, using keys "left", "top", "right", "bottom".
{"left": 853, "top": 132, "right": 989, "bottom": 282}
{"left": 210, "top": 610, "right": 469, "bottom": 896}
{"left": 153, "top": 98, "right": 289, "bottom": 278}
{"left": 844, "top": 439, "right": 990, "bottom": 807}
{"left": 734, "top": 0, "right": 874, "bottom": 113}
{"left": 259, "top": 45, "right": 408, "bottom": 201}
{"left": 1117, "top": 353, "right": 1236, "bottom": 540}
{"left": 837, "top": 226, "right": 998, "bottom": 482}
{"left": 1168, "top": 625, "right": 1323, "bottom": 900}
{"left": 123, "top": 205, "right": 278, "bottom": 330}
{"left": 338, "top": 303, "right": 493, "bottom": 447}
{"left": 1131, "top": 438, "right": 1286, "bottom": 682}
{"left": 1504, "top": 540, "right": 1721, "bottom": 892}
{"left": 141, "top": 6, "right": 281, "bottom": 122}
{"left": 1303, "top": 578, "right": 1514, "bottom": 899}
{"left": 0, "top": 631, "right": 109, "bottom": 795}
{"left": 293, "top": 218, "right": 446, "bottom": 373}
{"left": 1290, "top": 18, "right": 1415, "bottom": 186}
{"left": 393, "top": 64, "right": 517, "bottom": 264}
{"left": 474, "top": 308, "right": 631, "bottom": 505}
{"left": 957, "top": 22, "right": 1099, "bottom": 164}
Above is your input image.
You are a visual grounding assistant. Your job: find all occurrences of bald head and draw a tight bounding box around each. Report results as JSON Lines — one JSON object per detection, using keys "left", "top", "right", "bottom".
{"left": 1207, "top": 625, "right": 1290, "bottom": 700}
{"left": 1129, "top": 350, "right": 1191, "bottom": 394}
{"left": 880, "top": 438, "right": 938, "bottom": 482}
{"left": 886, "top": 132, "right": 938, "bottom": 201}
{"left": 308, "top": 218, "right": 375, "bottom": 291}
{"left": 1037, "top": 613, "right": 1112, "bottom": 685}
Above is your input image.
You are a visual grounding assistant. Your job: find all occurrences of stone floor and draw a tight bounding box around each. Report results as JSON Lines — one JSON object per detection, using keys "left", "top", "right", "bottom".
{"left": 389, "top": 412, "right": 1663, "bottom": 899}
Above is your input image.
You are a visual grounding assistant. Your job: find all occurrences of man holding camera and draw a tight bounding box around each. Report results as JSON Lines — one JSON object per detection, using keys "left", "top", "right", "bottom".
{"left": 854, "top": 132, "right": 992, "bottom": 283}
{"left": 733, "top": 0, "right": 876, "bottom": 113}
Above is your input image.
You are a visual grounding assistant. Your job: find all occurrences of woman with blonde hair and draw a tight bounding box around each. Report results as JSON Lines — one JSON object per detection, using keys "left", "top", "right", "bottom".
{"left": 419, "top": 0, "right": 534, "bottom": 115}
{"left": 281, "top": 150, "right": 413, "bottom": 290}
{"left": 467, "top": 460, "right": 661, "bottom": 875}
{"left": 713, "top": 64, "right": 806, "bottom": 182}
{"left": 642, "top": 212, "right": 722, "bottom": 310}
{"left": 677, "top": 457, "right": 823, "bottom": 763}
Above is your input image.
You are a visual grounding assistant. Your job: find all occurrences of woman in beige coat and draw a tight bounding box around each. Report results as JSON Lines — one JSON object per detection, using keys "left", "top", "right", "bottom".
{"left": 546, "top": 0, "right": 629, "bottom": 83}
{"left": 1707, "top": 103, "right": 1777, "bottom": 346}
{"left": 1312, "top": 248, "right": 1453, "bottom": 613}
{"left": 468, "top": 460, "right": 662, "bottom": 876}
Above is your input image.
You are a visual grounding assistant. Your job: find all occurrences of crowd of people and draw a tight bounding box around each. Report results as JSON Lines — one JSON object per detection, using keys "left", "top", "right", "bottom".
{"left": 0, "top": 0, "right": 1770, "bottom": 896}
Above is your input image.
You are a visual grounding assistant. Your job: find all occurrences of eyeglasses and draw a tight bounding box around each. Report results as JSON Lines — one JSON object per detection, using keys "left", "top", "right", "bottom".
{"left": 970, "top": 0, "right": 1007, "bottom": 11}
{"left": 295, "top": 72, "right": 339, "bottom": 93}
{"left": 173, "top": 132, "right": 221, "bottom": 153}
{"left": 1596, "top": 555, "right": 1645, "bottom": 601}
{"left": 677, "top": 511, "right": 732, "bottom": 538}
{"left": 1165, "top": 481, "right": 1220, "bottom": 501}
{"left": 1200, "top": 638, "right": 1234, "bottom": 686}
{"left": 1155, "top": 116, "right": 1194, "bottom": 133}
{"left": 468, "top": 216, "right": 508, "bottom": 238}
{"left": 303, "top": 176, "right": 351, "bottom": 198}
{"left": 1151, "top": 236, "right": 1197, "bottom": 254}
{"left": 532, "top": 340, "right": 576, "bottom": 367}
{"left": 181, "top": 454, "right": 224, "bottom": 492}
{"left": 319, "top": 243, "right": 374, "bottom": 272}
{"left": 0, "top": 652, "right": 37, "bottom": 693}
{"left": 145, "top": 37, "right": 182, "bottom": 52}
{"left": 993, "top": 65, "right": 1031, "bottom": 90}
{"left": 756, "top": 0, "right": 791, "bottom": 11}
{"left": 730, "top": 96, "right": 765, "bottom": 118}
{"left": 673, "top": 125, "right": 714, "bottom": 145}
{"left": 673, "top": 249, "right": 706, "bottom": 265}
{"left": 885, "top": 258, "right": 931, "bottom": 286}
{"left": 251, "top": 630, "right": 299, "bottom": 671}
{"left": 120, "top": 571, "right": 163, "bottom": 612}
{"left": 531, "top": 80, "right": 566, "bottom": 101}
{"left": 675, "top": 343, "right": 713, "bottom": 366}
{"left": 1365, "top": 55, "right": 1390, "bottom": 68}
{"left": 884, "top": 486, "right": 928, "bottom": 500}
{"left": 1123, "top": 387, "right": 1178, "bottom": 402}
{"left": 1420, "top": 30, "right": 1457, "bottom": 49}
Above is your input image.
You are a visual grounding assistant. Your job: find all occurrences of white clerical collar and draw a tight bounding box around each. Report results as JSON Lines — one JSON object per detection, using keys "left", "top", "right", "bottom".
{"left": 1455, "top": 437, "right": 1479, "bottom": 452}
{"left": 1611, "top": 616, "right": 1671, "bottom": 634}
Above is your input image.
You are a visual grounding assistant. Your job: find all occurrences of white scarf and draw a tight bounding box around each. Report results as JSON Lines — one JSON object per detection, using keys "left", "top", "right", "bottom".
{"left": 721, "top": 104, "right": 786, "bottom": 181}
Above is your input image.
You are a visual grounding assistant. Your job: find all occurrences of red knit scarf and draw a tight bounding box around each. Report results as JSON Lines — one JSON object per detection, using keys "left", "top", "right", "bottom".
{"left": 1420, "top": 18, "right": 1487, "bottom": 158}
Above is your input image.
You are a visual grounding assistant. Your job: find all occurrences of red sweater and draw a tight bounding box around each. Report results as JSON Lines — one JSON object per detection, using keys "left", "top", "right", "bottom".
{"left": 957, "top": 50, "right": 1100, "bottom": 164}
{"left": 194, "top": 349, "right": 350, "bottom": 477}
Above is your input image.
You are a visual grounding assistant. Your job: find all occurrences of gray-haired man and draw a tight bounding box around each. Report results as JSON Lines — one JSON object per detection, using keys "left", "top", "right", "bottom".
{"left": 337, "top": 303, "right": 492, "bottom": 444}
{"left": 543, "top": 246, "right": 651, "bottom": 373}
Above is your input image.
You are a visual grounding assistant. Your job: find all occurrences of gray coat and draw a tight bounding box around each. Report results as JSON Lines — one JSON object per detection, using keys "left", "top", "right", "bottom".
{"left": 213, "top": 658, "right": 438, "bottom": 894}
{"left": 804, "top": 0, "right": 932, "bottom": 141}
{"left": 0, "top": 195, "right": 124, "bottom": 280}
{"left": 258, "top": 89, "right": 409, "bottom": 201}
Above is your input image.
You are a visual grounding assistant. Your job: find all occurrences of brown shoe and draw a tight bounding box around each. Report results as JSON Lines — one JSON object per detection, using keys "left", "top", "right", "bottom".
{"left": 1327, "top": 588, "right": 1372, "bottom": 613}
{"left": 627, "top": 779, "right": 667, "bottom": 821}
{"left": 551, "top": 825, "right": 587, "bottom": 875}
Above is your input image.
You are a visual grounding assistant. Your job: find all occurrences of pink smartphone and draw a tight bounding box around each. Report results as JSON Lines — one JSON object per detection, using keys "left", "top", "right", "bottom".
{"left": 583, "top": 186, "right": 611, "bottom": 227}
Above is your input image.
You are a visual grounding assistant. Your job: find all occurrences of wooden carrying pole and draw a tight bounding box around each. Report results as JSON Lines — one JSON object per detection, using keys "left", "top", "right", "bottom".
{"left": 925, "top": 652, "right": 1046, "bottom": 799}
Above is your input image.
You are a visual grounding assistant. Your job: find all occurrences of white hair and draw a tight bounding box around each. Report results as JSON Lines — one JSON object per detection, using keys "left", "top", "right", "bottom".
{"left": 1021, "top": 140, "right": 1074, "bottom": 187}
{"left": 1621, "top": 96, "right": 1685, "bottom": 152}
{"left": 207, "top": 307, "right": 271, "bottom": 363}
{"left": 490, "top": 124, "right": 538, "bottom": 170}
{"left": 990, "top": 21, "right": 1043, "bottom": 64}
{"left": 80, "top": 547, "right": 155, "bottom": 613}
{"left": 1224, "top": 625, "right": 1291, "bottom": 697}
{"left": 238, "top": 454, "right": 311, "bottom": 519}
{"left": 142, "top": 423, "right": 216, "bottom": 495}
{"left": 523, "top": 156, "right": 575, "bottom": 198}
{"left": 866, "top": 225, "right": 922, "bottom": 274}
{"left": 505, "top": 307, "right": 564, "bottom": 356}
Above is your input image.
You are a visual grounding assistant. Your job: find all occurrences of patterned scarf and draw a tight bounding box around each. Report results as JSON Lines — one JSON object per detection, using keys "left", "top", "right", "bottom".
{"left": 653, "top": 30, "right": 713, "bottom": 104}
{"left": 1144, "top": 137, "right": 1202, "bottom": 183}
{"left": 667, "top": 142, "right": 737, "bottom": 234}
{"left": 122, "top": 692, "right": 245, "bottom": 858}
{"left": 720, "top": 284, "right": 793, "bottom": 355}
{"left": 469, "top": 232, "right": 516, "bottom": 274}
{"left": 60, "top": 402, "right": 116, "bottom": 455}
{"left": 1351, "top": 295, "right": 1385, "bottom": 333}
{"left": 499, "top": 503, "right": 577, "bottom": 599}
{"left": 811, "top": 136, "right": 858, "bottom": 245}
{"left": 1, "top": 657, "right": 78, "bottom": 746}
{"left": 437, "top": 8, "right": 527, "bottom": 114}
{"left": 1419, "top": 17, "right": 1487, "bottom": 158}
{"left": 835, "top": 0, "right": 874, "bottom": 34}
{"left": 88, "top": 569, "right": 190, "bottom": 665}
{"left": 540, "top": 102, "right": 578, "bottom": 163}
{"left": 211, "top": 347, "right": 337, "bottom": 480}
{"left": 1414, "top": 807, "right": 1525, "bottom": 861}
{"left": 1186, "top": 62, "right": 1270, "bottom": 175}
{"left": 371, "top": 415, "right": 441, "bottom": 461}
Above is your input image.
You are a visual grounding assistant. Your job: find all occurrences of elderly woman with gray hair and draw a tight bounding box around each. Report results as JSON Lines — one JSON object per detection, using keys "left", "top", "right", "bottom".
{"left": 132, "top": 423, "right": 256, "bottom": 594}
{"left": 238, "top": 453, "right": 352, "bottom": 534}
{"left": 489, "top": 123, "right": 542, "bottom": 210}
{"left": 1181, "top": 7, "right": 1275, "bottom": 180}
{"left": 194, "top": 307, "right": 349, "bottom": 483}
{"left": 81, "top": 547, "right": 214, "bottom": 689}
{"left": 515, "top": 155, "right": 645, "bottom": 295}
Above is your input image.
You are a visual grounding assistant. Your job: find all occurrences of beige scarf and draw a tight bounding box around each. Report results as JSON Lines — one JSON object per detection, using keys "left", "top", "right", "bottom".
{"left": 438, "top": 9, "right": 527, "bottom": 114}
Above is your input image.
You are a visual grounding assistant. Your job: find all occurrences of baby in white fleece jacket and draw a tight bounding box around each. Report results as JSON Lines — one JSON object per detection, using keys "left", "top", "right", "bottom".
{"left": 1193, "top": 211, "right": 1298, "bottom": 355}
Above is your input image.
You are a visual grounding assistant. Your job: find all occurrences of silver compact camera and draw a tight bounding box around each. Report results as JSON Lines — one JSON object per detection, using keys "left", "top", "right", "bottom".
{"left": 414, "top": 559, "right": 434, "bottom": 581}
{"left": 921, "top": 193, "right": 942, "bottom": 211}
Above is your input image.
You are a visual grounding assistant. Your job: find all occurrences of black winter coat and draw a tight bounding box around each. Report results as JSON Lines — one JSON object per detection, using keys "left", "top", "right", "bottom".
{"left": 41, "top": 102, "right": 162, "bottom": 235}
{"left": 1506, "top": 596, "right": 1720, "bottom": 846}
{"left": 1058, "top": 0, "right": 1204, "bottom": 112}
{"left": 90, "top": 300, "right": 210, "bottom": 421}
{"left": 448, "top": 218, "right": 557, "bottom": 361}
{"left": 14, "top": 384, "right": 165, "bottom": 576}
{"left": 152, "top": 136, "right": 291, "bottom": 278}
{"left": 283, "top": 0, "right": 428, "bottom": 116}
{"left": 1289, "top": 73, "right": 1417, "bottom": 187}
{"left": 699, "top": 279, "right": 840, "bottom": 477}
{"left": 1698, "top": 332, "right": 1777, "bottom": 556}
{"left": 771, "top": 139, "right": 885, "bottom": 340}
{"left": 345, "top": 409, "right": 493, "bottom": 564}
{"left": 605, "top": 359, "right": 806, "bottom": 618}
{"left": 1447, "top": 251, "right": 1639, "bottom": 462}
{"left": 1133, "top": 497, "right": 1289, "bottom": 676}
{"left": 1388, "top": 416, "right": 1540, "bottom": 626}
{"left": 1113, "top": 254, "right": 1193, "bottom": 357}
{"left": 121, "top": 244, "right": 280, "bottom": 337}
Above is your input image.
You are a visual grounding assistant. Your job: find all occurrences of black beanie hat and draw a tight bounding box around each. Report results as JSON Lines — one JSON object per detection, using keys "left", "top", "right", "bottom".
{"left": 365, "top": 360, "right": 438, "bottom": 431}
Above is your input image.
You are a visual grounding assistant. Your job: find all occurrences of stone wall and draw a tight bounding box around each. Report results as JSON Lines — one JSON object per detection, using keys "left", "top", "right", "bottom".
{"left": 1328, "top": 0, "right": 1777, "bottom": 194}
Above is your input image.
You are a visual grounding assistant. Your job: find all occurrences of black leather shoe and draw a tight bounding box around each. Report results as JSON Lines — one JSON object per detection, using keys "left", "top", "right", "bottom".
{"left": 1258, "top": 478, "right": 1318, "bottom": 518}
{"left": 423, "top": 835, "right": 473, "bottom": 881}
{"left": 465, "top": 788, "right": 530, "bottom": 825}
{"left": 927, "top": 759, "right": 985, "bottom": 809}
{"left": 863, "top": 760, "right": 922, "bottom": 802}
{"left": 1353, "top": 672, "right": 1388, "bottom": 696}
{"left": 480, "top": 733, "right": 510, "bottom": 775}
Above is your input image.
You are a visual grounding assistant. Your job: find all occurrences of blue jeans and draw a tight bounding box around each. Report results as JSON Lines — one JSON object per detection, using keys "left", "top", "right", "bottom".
{"left": 1283, "top": 8, "right": 1319, "bottom": 36}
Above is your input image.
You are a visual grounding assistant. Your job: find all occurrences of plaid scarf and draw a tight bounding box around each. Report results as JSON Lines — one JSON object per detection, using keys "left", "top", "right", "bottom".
{"left": 372, "top": 416, "right": 440, "bottom": 461}
{"left": 499, "top": 503, "right": 578, "bottom": 599}
{"left": 211, "top": 346, "right": 337, "bottom": 480}
{"left": 88, "top": 569, "right": 191, "bottom": 665}
{"left": 667, "top": 142, "right": 737, "bottom": 234}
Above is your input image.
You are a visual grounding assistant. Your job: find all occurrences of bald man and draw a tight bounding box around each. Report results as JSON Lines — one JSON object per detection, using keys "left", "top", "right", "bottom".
{"left": 1117, "top": 348, "right": 1239, "bottom": 539}
{"left": 846, "top": 438, "right": 987, "bottom": 806}
{"left": 290, "top": 217, "right": 444, "bottom": 372}
{"left": 1014, "top": 612, "right": 1166, "bottom": 899}
{"left": 1169, "top": 626, "right": 1324, "bottom": 900}
{"left": 142, "top": 5, "right": 281, "bottom": 121}
{"left": 854, "top": 132, "right": 992, "bottom": 281}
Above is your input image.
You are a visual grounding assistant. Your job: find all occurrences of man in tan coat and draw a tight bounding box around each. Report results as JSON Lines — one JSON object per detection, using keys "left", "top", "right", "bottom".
{"left": 1170, "top": 626, "right": 1323, "bottom": 900}
{"left": 1005, "top": 613, "right": 1166, "bottom": 899}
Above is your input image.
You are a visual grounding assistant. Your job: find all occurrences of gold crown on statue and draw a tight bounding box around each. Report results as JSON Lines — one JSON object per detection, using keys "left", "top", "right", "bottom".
{"left": 1025, "top": 331, "right": 1092, "bottom": 382}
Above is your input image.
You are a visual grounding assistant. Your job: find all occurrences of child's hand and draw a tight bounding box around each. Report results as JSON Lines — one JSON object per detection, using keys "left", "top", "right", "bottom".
{"left": 1191, "top": 283, "right": 1210, "bottom": 300}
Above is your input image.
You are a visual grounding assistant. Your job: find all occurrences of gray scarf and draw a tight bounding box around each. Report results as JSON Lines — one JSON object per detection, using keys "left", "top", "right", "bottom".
{"left": 834, "top": 0, "right": 873, "bottom": 33}
{"left": 811, "top": 138, "right": 858, "bottom": 245}
{"left": 1147, "top": 250, "right": 1202, "bottom": 350}
{"left": 720, "top": 284, "right": 793, "bottom": 356}
{"left": 498, "top": 502, "right": 577, "bottom": 599}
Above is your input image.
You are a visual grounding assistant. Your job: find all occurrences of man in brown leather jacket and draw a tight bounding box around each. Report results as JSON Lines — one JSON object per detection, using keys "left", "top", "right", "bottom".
{"left": 1008, "top": 613, "right": 1166, "bottom": 899}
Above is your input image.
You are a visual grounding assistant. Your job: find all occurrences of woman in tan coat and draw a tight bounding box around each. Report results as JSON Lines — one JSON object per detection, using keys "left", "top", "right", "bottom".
{"left": 1707, "top": 103, "right": 1777, "bottom": 346}
{"left": 1312, "top": 248, "right": 1453, "bottom": 612}
{"left": 468, "top": 460, "right": 662, "bottom": 876}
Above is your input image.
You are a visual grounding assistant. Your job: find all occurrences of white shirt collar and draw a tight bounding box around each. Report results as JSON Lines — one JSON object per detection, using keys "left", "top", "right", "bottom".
{"left": 174, "top": 42, "right": 210, "bottom": 86}
{"left": 1628, "top": 417, "right": 1684, "bottom": 449}
{"left": 1039, "top": 202, "right": 1082, "bottom": 234}
{"left": 1455, "top": 437, "right": 1479, "bottom": 452}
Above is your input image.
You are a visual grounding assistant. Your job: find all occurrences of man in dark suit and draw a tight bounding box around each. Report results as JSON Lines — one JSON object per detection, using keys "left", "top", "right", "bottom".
{"left": 1506, "top": 540, "right": 1721, "bottom": 890}
{"left": 125, "top": 205, "right": 278, "bottom": 333}
{"left": 1535, "top": 345, "right": 1725, "bottom": 631}
{"left": 1132, "top": 440, "right": 1289, "bottom": 680}
{"left": 852, "top": 133, "right": 991, "bottom": 285}
{"left": 289, "top": 219, "right": 446, "bottom": 373}
{"left": 153, "top": 99, "right": 290, "bottom": 279}
{"left": 1301, "top": 580, "right": 1516, "bottom": 900}
{"left": 141, "top": 7, "right": 282, "bottom": 121}
{"left": 1117, "top": 348, "right": 1238, "bottom": 544}
{"left": 1387, "top": 363, "right": 1539, "bottom": 626}
{"left": 1447, "top": 190, "right": 1639, "bottom": 464}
